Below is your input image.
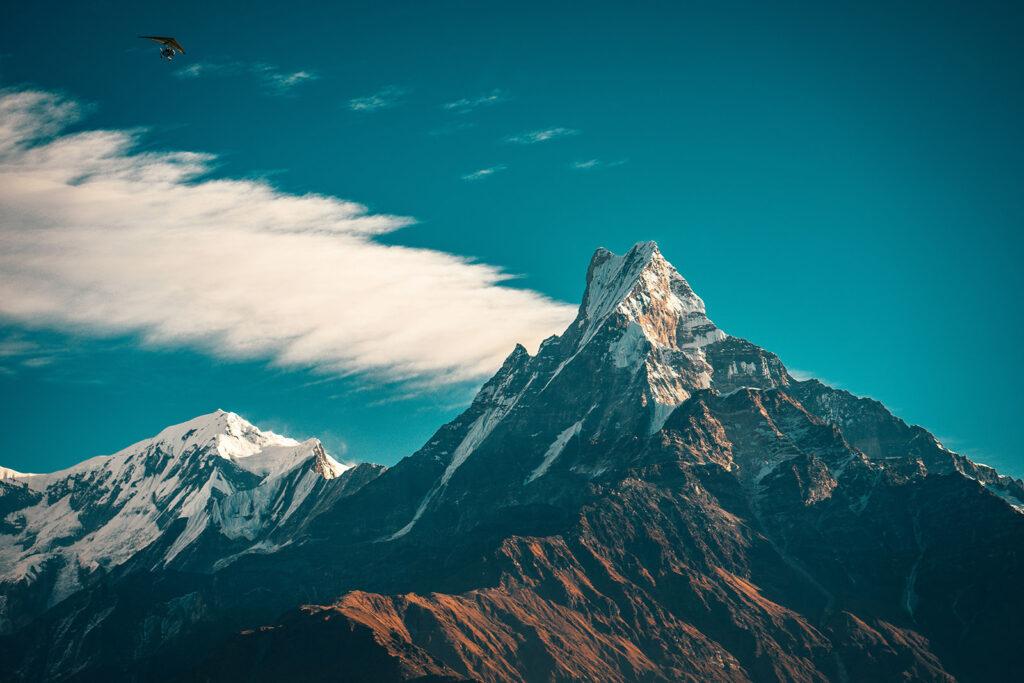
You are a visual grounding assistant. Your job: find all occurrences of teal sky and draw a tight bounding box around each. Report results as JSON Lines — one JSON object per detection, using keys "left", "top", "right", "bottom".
{"left": 1, "top": 1, "right": 1022, "bottom": 476}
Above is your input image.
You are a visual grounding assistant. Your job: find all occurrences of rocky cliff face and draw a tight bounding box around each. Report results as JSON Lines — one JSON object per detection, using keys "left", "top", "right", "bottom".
{"left": 2, "top": 242, "right": 1022, "bottom": 682}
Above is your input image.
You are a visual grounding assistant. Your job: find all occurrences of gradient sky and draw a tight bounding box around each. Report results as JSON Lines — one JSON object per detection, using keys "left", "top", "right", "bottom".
{"left": 1, "top": 1, "right": 1022, "bottom": 477}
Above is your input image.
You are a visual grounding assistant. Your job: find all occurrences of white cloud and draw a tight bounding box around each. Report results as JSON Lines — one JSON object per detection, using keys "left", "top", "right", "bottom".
{"left": 175, "top": 61, "right": 318, "bottom": 94}
{"left": 348, "top": 86, "right": 405, "bottom": 112}
{"left": 0, "top": 89, "right": 576, "bottom": 384}
{"left": 442, "top": 89, "right": 508, "bottom": 114}
{"left": 175, "top": 62, "right": 220, "bottom": 79}
{"left": 571, "top": 158, "right": 626, "bottom": 171}
{"left": 255, "top": 66, "right": 317, "bottom": 93}
{"left": 461, "top": 165, "right": 507, "bottom": 181}
{"left": 506, "top": 127, "right": 579, "bottom": 144}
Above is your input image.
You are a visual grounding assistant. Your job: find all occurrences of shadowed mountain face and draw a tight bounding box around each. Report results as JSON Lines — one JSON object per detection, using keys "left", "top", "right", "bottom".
{"left": 2, "top": 242, "right": 1023, "bottom": 682}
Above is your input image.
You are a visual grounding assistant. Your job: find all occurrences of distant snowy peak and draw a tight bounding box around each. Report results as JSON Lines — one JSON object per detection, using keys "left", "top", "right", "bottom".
{"left": 127, "top": 409, "right": 300, "bottom": 463}
{"left": 0, "top": 410, "right": 355, "bottom": 616}
{"left": 576, "top": 241, "right": 726, "bottom": 353}
{"left": 1, "top": 410, "right": 305, "bottom": 492}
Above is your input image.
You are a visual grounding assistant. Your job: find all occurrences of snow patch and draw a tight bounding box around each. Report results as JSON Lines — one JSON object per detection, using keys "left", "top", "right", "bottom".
{"left": 526, "top": 420, "right": 583, "bottom": 483}
{"left": 610, "top": 323, "right": 648, "bottom": 369}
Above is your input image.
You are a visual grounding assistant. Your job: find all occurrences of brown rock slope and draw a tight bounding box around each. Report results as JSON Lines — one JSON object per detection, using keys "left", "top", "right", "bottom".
{"left": 200, "top": 383, "right": 1019, "bottom": 681}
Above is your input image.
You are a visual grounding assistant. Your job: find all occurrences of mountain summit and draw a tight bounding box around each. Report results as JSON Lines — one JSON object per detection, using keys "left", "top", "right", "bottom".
{"left": 3, "top": 242, "right": 1024, "bottom": 682}
{"left": 384, "top": 243, "right": 738, "bottom": 540}
{"left": 576, "top": 241, "right": 725, "bottom": 352}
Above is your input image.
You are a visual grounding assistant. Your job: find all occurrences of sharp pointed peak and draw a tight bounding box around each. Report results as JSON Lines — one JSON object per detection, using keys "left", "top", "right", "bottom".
{"left": 588, "top": 241, "right": 663, "bottom": 274}
{"left": 582, "top": 242, "right": 694, "bottom": 317}
{"left": 570, "top": 240, "right": 726, "bottom": 354}
{"left": 626, "top": 240, "right": 662, "bottom": 259}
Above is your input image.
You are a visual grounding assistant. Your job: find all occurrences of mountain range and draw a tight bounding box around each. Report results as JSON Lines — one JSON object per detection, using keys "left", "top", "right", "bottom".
{"left": 2, "top": 241, "right": 1023, "bottom": 682}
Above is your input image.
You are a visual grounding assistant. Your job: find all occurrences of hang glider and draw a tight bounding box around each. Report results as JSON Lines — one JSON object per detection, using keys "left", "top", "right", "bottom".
{"left": 139, "top": 35, "right": 185, "bottom": 60}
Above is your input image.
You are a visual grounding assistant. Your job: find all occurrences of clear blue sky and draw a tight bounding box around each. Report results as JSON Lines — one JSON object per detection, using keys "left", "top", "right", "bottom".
{"left": 1, "top": 1, "right": 1022, "bottom": 476}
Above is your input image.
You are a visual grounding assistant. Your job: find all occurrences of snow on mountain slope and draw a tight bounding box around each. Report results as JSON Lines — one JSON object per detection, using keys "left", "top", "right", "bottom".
{"left": 0, "top": 410, "right": 350, "bottom": 627}
{"left": 525, "top": 419, "right": 583, "bottom": 484}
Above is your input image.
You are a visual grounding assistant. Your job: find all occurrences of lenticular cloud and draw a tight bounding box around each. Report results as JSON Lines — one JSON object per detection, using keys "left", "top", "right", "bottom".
{"left": 0, "top": 89, "right": 576, "bottom": 383}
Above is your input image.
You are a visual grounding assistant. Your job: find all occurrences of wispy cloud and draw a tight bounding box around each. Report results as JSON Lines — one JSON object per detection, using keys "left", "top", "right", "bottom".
{"left": 571, "top": 158, "right": 627, "bottom": 171}
{"left": 0, "top": 337, "right": 41, "bottom": 358}
{"left": 257, "top": 67, "right": 317, "bottom": 93}
{"left": 461, "top": 165, "right": 507, "bottom": 181}
{"left": 507, "top": 127, "right": 580, "bottom": 145}
{"left": 0, "top": 89, "right": 576, "bottom": 385}
{"left": 348, "top": 86, "right": 406, "bottom": 112}
{"left": 175, "top": 61, "right": 318, "bottom": 95}
{"left": 442, "top": 89, "right": 508, "bottom": 114}
{"left": 0, "top": 332, "right": 63, "bottom": 372}
{"left": 174, "top": 62, "right": 231, "bottom": 79}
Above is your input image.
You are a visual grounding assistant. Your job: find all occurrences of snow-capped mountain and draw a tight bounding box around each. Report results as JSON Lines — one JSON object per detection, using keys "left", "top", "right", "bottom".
{"left": 381, "top": 242, "right": 744, "bottom": 539}
{"left": 3, "top": 242, "right": 1024, "bottom": 682}
{"left": 0, "top": 410, "right": 375, "bottom": 634}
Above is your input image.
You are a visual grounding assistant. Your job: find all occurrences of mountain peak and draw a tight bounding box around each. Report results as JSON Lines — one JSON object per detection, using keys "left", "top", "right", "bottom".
{"left": 584, "top": 241, "right": 661, "bottom": 307}
{"left": 116, "top": 409, "right": 300, "bottom": 464}
{"left": 577, "top": 241, "right": 726, "bottom": 352}
{"left": 588, "top": 239, "right": 661, "bottom": 271}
